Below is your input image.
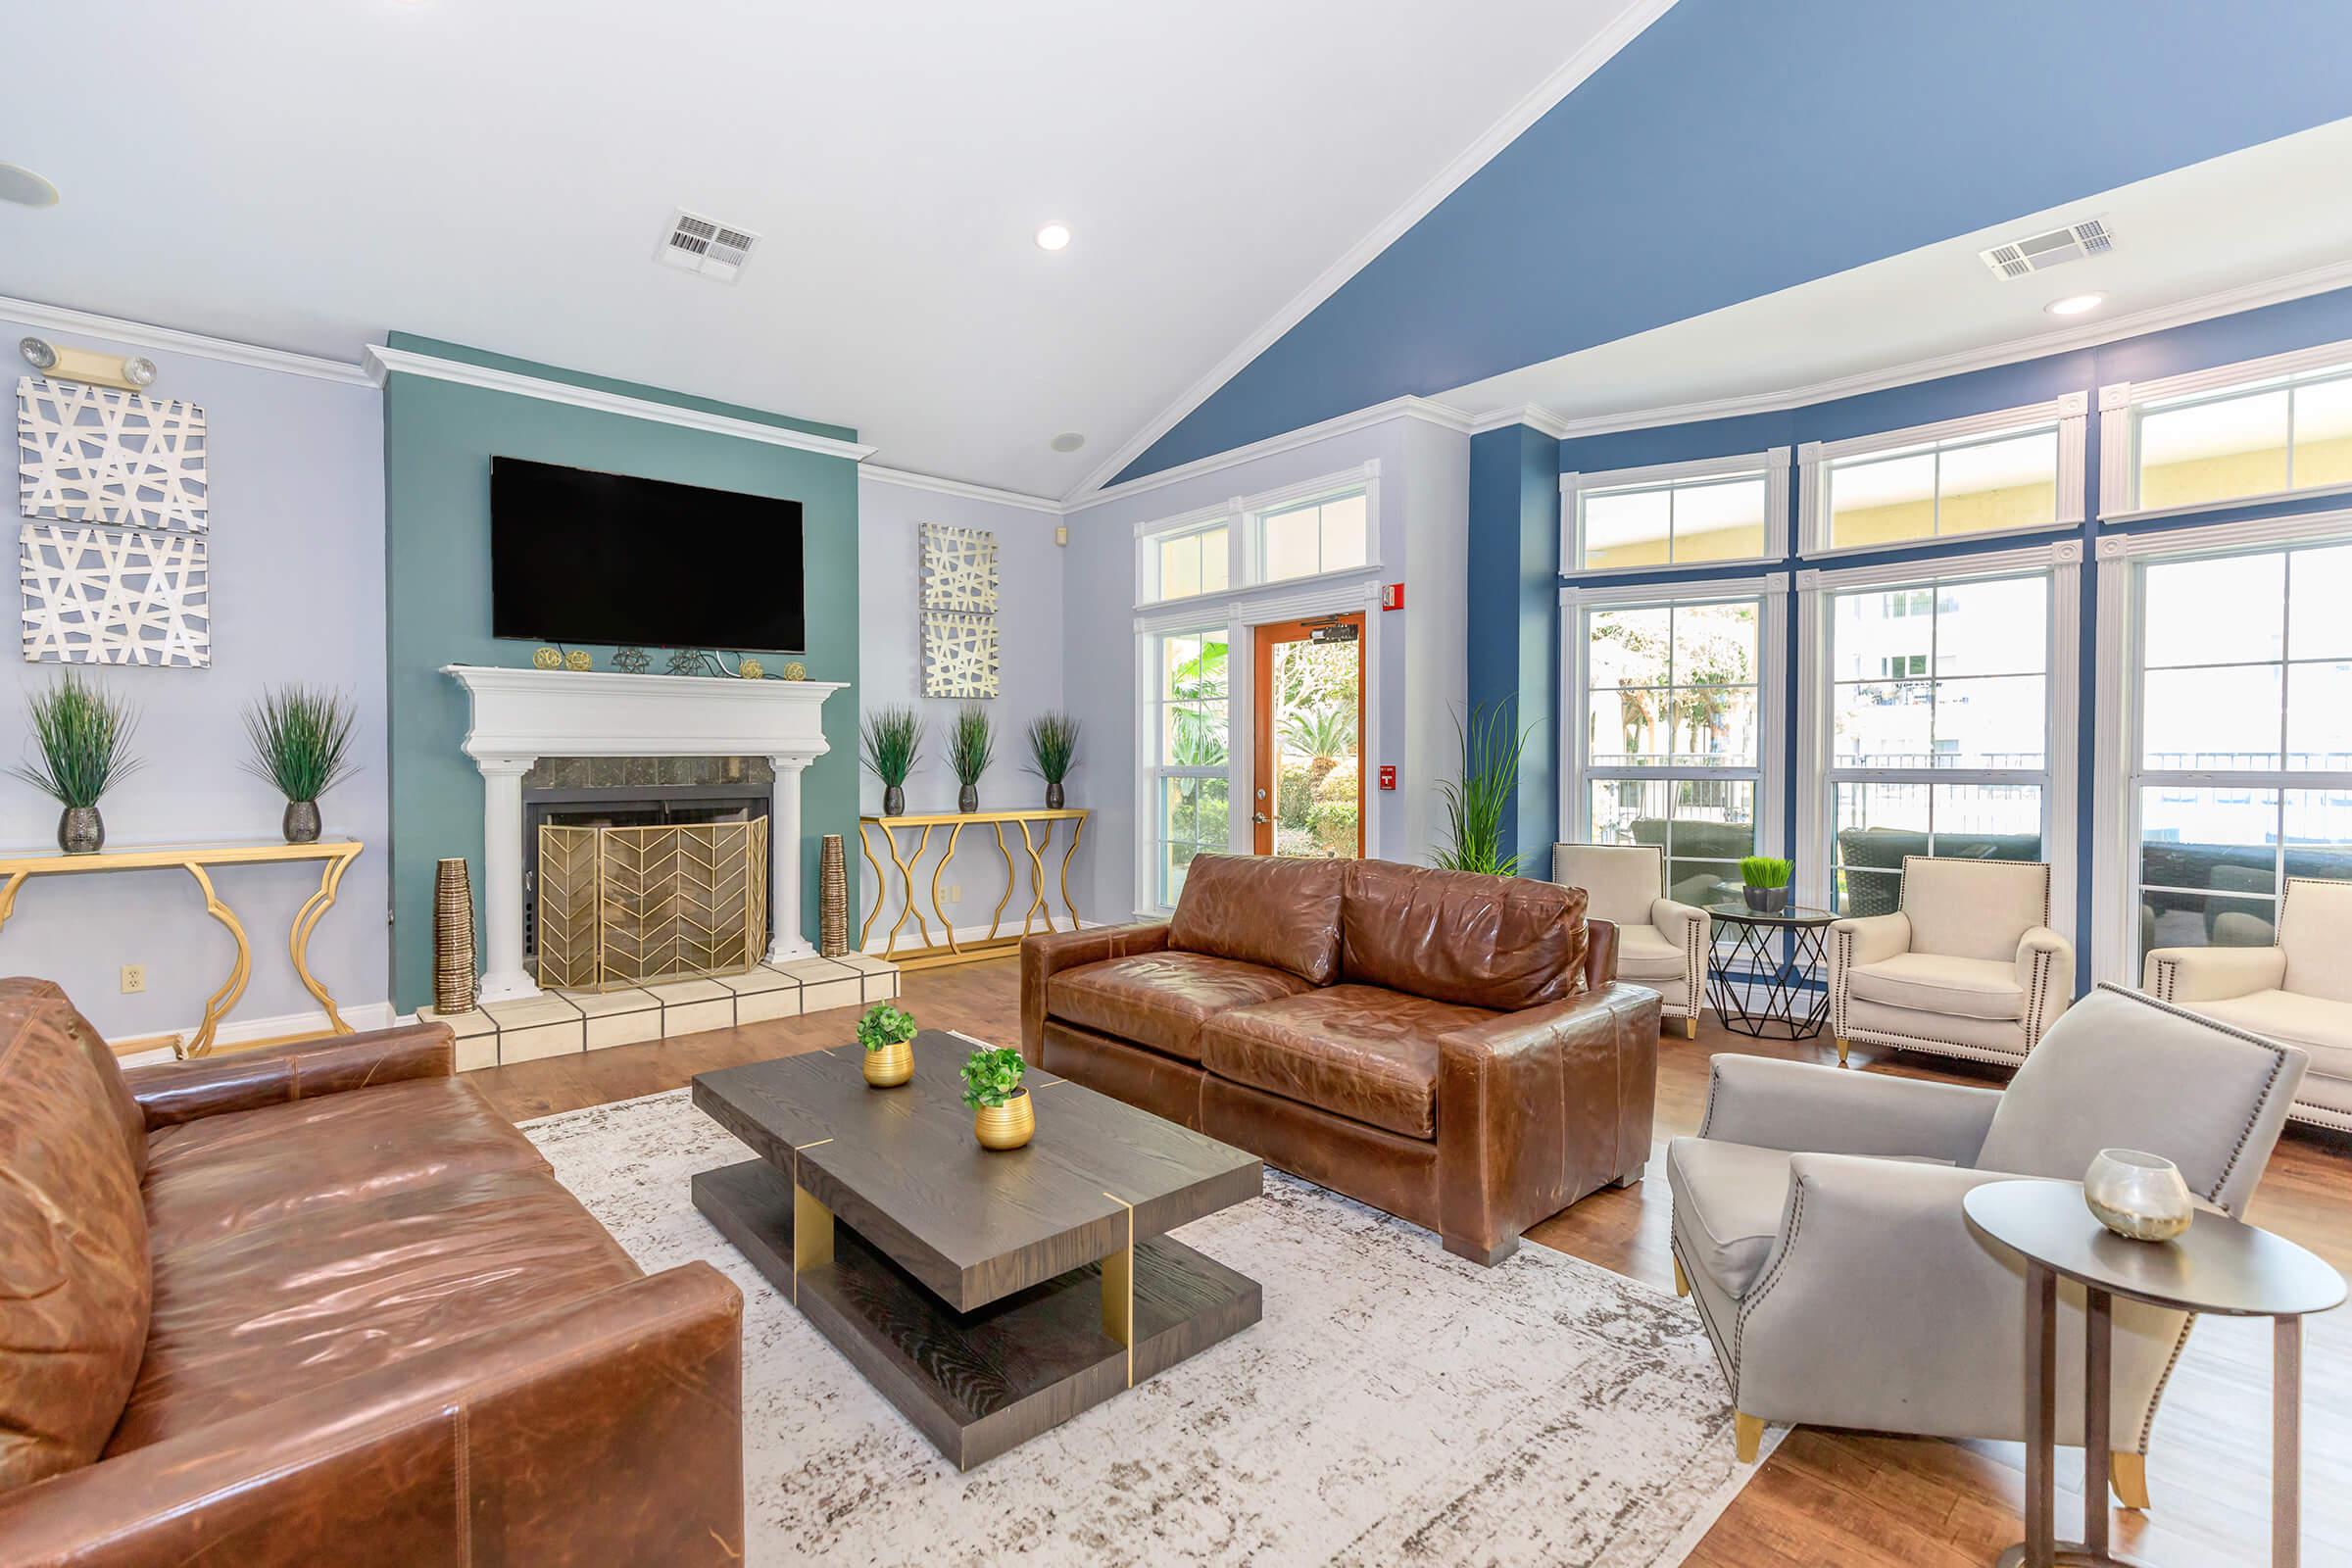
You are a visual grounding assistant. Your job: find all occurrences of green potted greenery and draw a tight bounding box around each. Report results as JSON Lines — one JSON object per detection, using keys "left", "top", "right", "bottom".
{"left": 244, "top": 685, "right": 359, "bottom": 844}
{"left": 960, "top": 1043, "right": 1032, "bottom": 1150}
{"left": 11, "top": 672, "right": 140, "bottom": 855}
{"left": 949, "top": 705, "right": 995, "bottom": 813}
{"left": 860, "top": 706, "right": 923, "bottom": 818}
{"left": 1431, "top": 701, "right": 1536, "bottom": 876}
{"left": 1025, "top": 710, "right": 1080, "bottom": 810}
{"left": 1740, "top": 856, "right": 1794, "bottom": 913}
{"left": 856, "top": 1000, "right": 917, "bottom": 1088}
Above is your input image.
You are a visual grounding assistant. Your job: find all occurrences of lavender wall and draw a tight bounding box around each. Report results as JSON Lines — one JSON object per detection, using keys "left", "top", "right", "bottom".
{"left": 1, "top": 313, "right": 389, "bottom": 1039}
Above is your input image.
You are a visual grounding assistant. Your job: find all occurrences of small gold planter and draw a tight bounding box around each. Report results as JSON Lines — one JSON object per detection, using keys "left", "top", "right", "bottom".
{"left": 862, "top": 1039, "right": 914, "bottom": 1088}
{"left": 973, "top": 1089, "right": 1034, "bottom": 1151}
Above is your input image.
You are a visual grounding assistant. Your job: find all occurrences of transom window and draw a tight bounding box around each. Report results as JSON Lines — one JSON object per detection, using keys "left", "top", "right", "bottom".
{"left": 1825, "top": 573, "right": 2050, "bottom": 913}
{"left": 1136, "top": 464, "right": 1378, "bottom": 609}
{"left": 1145, "top": 522, "right": 1230, "bottom": 603}
{"left": 1824, "top": 424, "right": 2059, "bottom": 550}
{"left": 1259, "top": 492, "right": 1367, "bottom": 583}
{"left": 2132, "top": 366, "right": 2352, "bottom": 514}
{"left": 1146, "top": 628, "right": 1230, "bottom": 908}
{"left": 1563, "top": 451, "right": 1787, "bottom": 573}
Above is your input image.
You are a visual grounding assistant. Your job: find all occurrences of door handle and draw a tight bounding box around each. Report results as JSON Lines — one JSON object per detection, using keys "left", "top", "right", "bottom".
{"left": 1250, "top": 811, "right": 1270, "bottom": 824}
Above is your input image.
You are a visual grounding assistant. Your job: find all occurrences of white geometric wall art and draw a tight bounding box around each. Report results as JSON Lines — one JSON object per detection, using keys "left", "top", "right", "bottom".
{"left": 17, "top": 375, "right": 210, "bottom": 533}
{"left": 920, "top": 610, "right": 999, "bottom": 699}
{"left": 919, "top": 521, "right": 998, "bottom": 612}
{"left": 20, "top": 522, "right": 212, "bottom": 667}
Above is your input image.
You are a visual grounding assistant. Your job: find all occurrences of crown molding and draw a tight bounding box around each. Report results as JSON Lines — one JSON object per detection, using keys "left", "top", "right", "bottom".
{"left": 1063, "top": 0, "right": 1680, "bottom": 501}
{"left": 1496, "top": 256, "right": 2352, "bottom": 445}
{"left": 1467, "top": 404, "right": 1574, "bottom": 440}
{"left": 1067, "top": 395, "right": 1472, "bottom": 515}
{"left": 859, "top": 465, "right": 1066, "bottom": 515}
{"left": 1, "top": 295, "right": 375, "bottom": 387}
{"left": 364, "top": 345, "right": 877, "bottom": 463}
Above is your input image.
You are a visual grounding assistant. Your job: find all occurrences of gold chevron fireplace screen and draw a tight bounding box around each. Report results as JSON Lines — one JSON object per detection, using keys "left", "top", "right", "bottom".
{"left": 534, "top": 819, "right": 768, "bottom": 991}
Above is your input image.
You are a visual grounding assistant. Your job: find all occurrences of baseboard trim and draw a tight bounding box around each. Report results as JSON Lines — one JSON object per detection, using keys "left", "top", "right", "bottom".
{"left": 108, "top": 1001, "right": 398, "bottom": 1055}
{"left": 860, "top": 918, "right": 1102, "bottom": 957}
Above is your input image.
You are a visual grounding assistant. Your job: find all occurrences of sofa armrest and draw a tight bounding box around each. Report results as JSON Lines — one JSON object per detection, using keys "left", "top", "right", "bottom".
{"left": 2015, "top": 927, "right": 2075, "bottom": 1047}
{"left": 1828, "top": 911, "right": 1912, "bottom": 1037}
{"left": 1435, "top": 980, "right": 1659, "bottom": 1261}
{"left": 123, "top": 1021, "right": 456, "bottom": 1129}
{"left": 1697, "top": 1054, "right": 2001, "bottom": 1163}
{"left": 1018, "top": 922, "right": 1171, "bottom": 1065}
{"left": 0, "top": 1262, "right": 743, "bottom": 1566}
{"left": 1583, "top": 916, "right": 1619, "bottom": 989}
{"left": 2142, "top": 943, "right": 2286, "bottom": 1004}
{"left": 1650, "top": 898, "right": 1710, "bottom": 1016}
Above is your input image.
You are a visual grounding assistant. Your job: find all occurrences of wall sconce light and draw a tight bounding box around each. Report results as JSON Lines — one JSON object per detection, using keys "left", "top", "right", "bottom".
{"left": 18, "top": 337, "right": 157, "bottom": 391}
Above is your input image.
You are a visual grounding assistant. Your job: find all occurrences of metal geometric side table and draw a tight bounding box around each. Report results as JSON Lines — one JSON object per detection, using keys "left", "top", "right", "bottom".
{"left": 1964, "top": 1179, "right": 2346, "bottom": 1568}
{"left": 1701, "top": 901, "right": 1836, "bottom": 1040}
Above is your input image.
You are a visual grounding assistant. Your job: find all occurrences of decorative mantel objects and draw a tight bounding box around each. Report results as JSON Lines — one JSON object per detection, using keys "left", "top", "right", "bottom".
{"left": 433, "top": 858, "right": 477, "bottom": 1014}
{"left": 860, "top": 706, "right": 921, "bottom": 819}
{"left": 244, "top": 685, "right": 357, "bottom": 844}
{"left": 2084, "top": 1148, "right": 2194, "bottom": 1242}
{"left": 858, "top": 1001, "right": 917, "bottom": 1088}
{"left": 950, "top": 705, "right": 995, "bottom": 813}
{"left": 962, "top": 1043, "right": 1032, "bottom": 1150}
{"left": 10, "top": 670, "right": 140, "bottom": 854}
{"left": 1027, "top": 710, "right": 1079, "bottom": 811}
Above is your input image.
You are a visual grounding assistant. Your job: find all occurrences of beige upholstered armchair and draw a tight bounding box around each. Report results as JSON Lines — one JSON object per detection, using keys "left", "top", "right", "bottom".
{"left": 1669, "top": 984, "right": 2307, "bottom": 1501}
{"left": 1551, "top": 843, "right": 1708, "bottom": 1036}
{"left": 2145, "top": 875, "right": 2352, "bottom": 1131}
{"left": 1828, "top": 855, "right": 2073, "bottom": 1069}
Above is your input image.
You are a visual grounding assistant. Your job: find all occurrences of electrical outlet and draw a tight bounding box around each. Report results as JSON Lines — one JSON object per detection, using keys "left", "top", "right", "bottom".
{"left": 120, "top": 963, "right": 146, "bottom": 995}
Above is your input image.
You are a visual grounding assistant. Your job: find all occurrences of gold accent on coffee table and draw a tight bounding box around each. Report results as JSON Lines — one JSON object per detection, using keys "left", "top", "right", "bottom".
{"left": 1102, "top": 1190, "right": 1135, "bottom": 1388}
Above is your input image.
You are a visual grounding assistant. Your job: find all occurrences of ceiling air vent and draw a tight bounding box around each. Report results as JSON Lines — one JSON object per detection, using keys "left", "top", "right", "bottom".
{"left": 1980, "top": 218, "right": 2114, "bottom": 280}
{"left": 657, "top": 210, "right": 760, "bottom": 283}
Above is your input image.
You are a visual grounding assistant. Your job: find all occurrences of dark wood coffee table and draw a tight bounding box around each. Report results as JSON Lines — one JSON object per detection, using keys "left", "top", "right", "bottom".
{"left": 690, "top": 1030, "right": 1263, "bottom": 1469}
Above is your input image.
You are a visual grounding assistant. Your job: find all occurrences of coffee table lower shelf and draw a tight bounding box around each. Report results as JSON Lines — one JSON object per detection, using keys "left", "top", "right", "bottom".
{"left": 693, "top": 1156, "right": 1261, "bottom": 1470}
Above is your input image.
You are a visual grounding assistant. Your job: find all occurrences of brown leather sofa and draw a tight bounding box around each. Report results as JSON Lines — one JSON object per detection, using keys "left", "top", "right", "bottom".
{"left": 1021, "top": 856, "right": 1659, "bottom": 1264}
{"left": 0, "top": 978, "right": 744, "bottom": 1566}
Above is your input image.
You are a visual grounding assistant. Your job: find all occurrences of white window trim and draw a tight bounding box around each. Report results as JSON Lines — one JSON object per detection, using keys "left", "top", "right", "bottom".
{"left": 1557, "top": 570, "right": 1792, "bottom": 882}
{"left": 1133, "top": 460, "right": 1381, "bottom": 612}
{"left": 2097, "top": 336, "right": 2352, "bottom": 524}
{"left": 1131, "top": 574, "right": 1386, "bottom": 919}
{"left": 1797, "top": 392, "right": 2088, "bottom": 559}
{"left": 1794, "top": 538, "right": 2082, "bottom": 939}
{"left": 1558, "top": 449, "right": 1789, "bottom": 577}
{"left": 2088, "top": 504, "right": 2352, "bottom": 984}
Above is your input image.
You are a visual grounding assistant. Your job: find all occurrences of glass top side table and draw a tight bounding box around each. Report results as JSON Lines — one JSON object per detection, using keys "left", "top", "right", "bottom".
{"left": 1699, "top": 901, "right": 1838, "bottom": 1042}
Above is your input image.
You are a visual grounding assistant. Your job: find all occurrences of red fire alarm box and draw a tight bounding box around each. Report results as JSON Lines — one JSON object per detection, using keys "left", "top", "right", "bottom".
{"left": 1380, "top": 582, "right": 1404, "bottom": 611}
{"left": 1377, "top": 764, "right": 1396, "bottom": 792}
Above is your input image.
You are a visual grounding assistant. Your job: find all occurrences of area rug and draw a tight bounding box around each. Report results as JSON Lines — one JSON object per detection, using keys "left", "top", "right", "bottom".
{"left": 523, "top": 1090, "right": 1782, "bottom": 1567}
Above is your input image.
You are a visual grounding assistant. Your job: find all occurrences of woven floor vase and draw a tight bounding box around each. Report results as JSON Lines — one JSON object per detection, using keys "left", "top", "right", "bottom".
{"left": 433, "top": 858, "right": 478, "bottom": 1014}
{"left": 818, "top": 833, "right": 850, "bottom": 958}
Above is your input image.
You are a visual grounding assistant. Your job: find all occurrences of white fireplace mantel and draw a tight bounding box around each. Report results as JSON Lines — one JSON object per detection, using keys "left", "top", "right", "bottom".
{"left": 444, "top": 663, "right": 848, "bottom": 1002}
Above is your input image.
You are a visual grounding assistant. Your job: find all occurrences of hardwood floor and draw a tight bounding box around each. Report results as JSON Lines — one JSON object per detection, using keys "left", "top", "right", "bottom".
{"left": 469, "top": 959, "right": 2352, "bottom": 1566}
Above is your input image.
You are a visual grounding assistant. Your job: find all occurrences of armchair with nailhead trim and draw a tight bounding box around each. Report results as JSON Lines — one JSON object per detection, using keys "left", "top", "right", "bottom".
{"left": 1550, "top": 843, "right": 1709, "bottom": 1038}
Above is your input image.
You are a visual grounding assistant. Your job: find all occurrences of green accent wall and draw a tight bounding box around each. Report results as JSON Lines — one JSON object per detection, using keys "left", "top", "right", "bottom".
{"left": 382, "top": 334, "right": 859, "bottom": 1012}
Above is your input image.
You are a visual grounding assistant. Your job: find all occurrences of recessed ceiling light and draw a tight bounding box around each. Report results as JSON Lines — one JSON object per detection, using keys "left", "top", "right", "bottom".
{"left": 2045, "top": 292, "right": 2106, "bottom": 318}
{"left": 0, "top": 163, "right": 60, "bottom": 208}
{"left": 1050, "top": 432, "right": 1085, "bottom": 453}
{"left": 1035, "top": 222, "right": 1071, "bottom": 252}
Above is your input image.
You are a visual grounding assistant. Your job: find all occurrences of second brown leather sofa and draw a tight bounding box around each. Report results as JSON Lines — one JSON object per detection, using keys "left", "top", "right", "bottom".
{"left": 1021, "top": 855, "right": 1659, "bottom": 1263}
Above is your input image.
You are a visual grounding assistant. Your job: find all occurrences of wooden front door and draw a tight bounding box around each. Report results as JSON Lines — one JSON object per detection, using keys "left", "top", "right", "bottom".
{"left": 1250, "top": 612, "right": 1365, "bottom": 858}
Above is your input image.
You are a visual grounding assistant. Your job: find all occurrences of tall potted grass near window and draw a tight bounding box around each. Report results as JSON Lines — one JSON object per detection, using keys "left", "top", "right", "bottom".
{"left": 1430, "top": 701, "right": 1535, "bottom": 877}
{"left": 950, "top": 705, "right": 996, "bottom": 812}
{"left": 860, "top": 707, "right": 923, "bottom": 817}
{"left": 244, "top": 685, "right": 359, "bottom": 844}
{"left": 1026, "top": 710, "right": 1079, "bottom": 809}
{"left": 11, "top": 671, "right": 141, "bottom": 855}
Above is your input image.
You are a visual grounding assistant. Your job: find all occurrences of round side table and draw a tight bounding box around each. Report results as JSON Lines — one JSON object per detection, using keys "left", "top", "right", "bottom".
{"left": 1963, "top": 1179, "right": 2345, "bottom": 1567}
{"left": 1699, "top": 901, "right": 1837, "bottom": 1041}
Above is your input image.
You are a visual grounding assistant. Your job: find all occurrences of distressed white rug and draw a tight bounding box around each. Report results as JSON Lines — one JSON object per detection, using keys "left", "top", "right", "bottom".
{"left": 524, "top": 1090, "right": 1780, "bottom": 1567}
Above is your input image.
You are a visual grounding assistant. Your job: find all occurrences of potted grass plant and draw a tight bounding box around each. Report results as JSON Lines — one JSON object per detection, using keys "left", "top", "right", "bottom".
{"left": 244, "top": 685, "right": 359, "bottom": 844}
{"left": 949, "top": 705, "right": 995, "bottom": 813}
{"left": 860, "top": 706, "right": 923, "bottom": 818}
{"left": 856, "top": 1000, "right": 917, "bottom": 1088}
{"left": 1430, "top": 701, "right": 1536, "bottom": 877}
{"left": 1740, "top": 856, "right": 1793, "bottom": 913}
{"left": 960, "top": 1043, "right": 1032, "bottom": 1150}
{"left": 11, "top": 671, "right": 141, "bottom": 855}
{"left": 1025, "top": 710, "right": 1080, "bottom": 810}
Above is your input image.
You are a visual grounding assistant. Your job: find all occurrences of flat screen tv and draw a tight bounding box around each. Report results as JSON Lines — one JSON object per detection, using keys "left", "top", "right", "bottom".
{"left": 490, "top": 457, "right": 806, "bottom": 652}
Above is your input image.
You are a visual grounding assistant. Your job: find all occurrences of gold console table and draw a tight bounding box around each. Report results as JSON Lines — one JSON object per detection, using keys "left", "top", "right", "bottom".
{"left": 0, "top": 839, "right": 365, "bottom": 1057}
{"left": 858, "top": 808, "right": 1085, "bottom": 971}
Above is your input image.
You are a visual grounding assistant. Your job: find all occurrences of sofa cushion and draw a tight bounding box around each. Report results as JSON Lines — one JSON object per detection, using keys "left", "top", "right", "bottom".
{"left": 0, "top": 978, "right": 146, "bottom": 1179}
{"left": 1200, "top": 984, "right": 1495, "bottom": 1140}
{"left": 1047, "top": 951, "right": 1311, "bottom": 1062}
{"left": 0, "top": 1004, "right": 150, "bottom": 1491}
{"left": 1846, "top": 952, "right": 2025, "bottom": 1021}
{"left": 1900, "top": 857, "right": 2050, "bottom": 964}
{"left": 140, "top": 1076, "right": 554, "bottom": 1254}
{"left": 1340, "top": 860, "right": 1586, "bottom": 1010}
{"left": 1613, "top": 922, "right": 1689, "bottom": 983}
{"left": 1668, "top": 1137, "right": 1952, "bottom": 1298}
{"left": 106, "top": 1165, "right": 640, "bottom": 1455}
{"left": 2191, "top": 989, "right": 2352, "bottom": 1084}
{"left": 1167, "top": 854, "right": 1343, "bottom": 984}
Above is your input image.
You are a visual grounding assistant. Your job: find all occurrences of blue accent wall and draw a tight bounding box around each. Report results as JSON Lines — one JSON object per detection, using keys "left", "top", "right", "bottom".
{"left": 1505, "top": 284, "right": 2352, "bottom": 983}
{"left": 1120, "top": 0, "right": 2352, "bottom": 482}
{"left": 1467, "top": 423, "right": 1561, "bottom": 868}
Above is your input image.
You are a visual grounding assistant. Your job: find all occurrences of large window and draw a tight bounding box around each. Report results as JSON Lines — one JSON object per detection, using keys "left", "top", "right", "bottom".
{"left": 2130, "top": 543, "right": 2352, "bottom": 961}
{"left": 1562, "top": 451, "right": 1787, "bottom": 573}
{"left": 1824, "top": 573, "right": 2050, "bottom": 913}
{"left": 1146, "top": 628, "right": 1230, "bottom": 908}
{"left": 1800, "top": 395, "right": 2086, "bottom": 555}
{"left": 1579, "top": 595, "right": 1764, "bottom": 907}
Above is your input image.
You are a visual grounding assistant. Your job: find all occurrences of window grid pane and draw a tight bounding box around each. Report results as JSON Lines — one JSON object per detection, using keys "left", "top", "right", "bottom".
{"left": 1581, "top": 472, "right": 1770, "bottom": 570}
{"left": 1827, "top": 425, "right": 2059, "bottom": 548}
{"left": 1149, "top": 629, "right": 1231, "bottom": 907}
